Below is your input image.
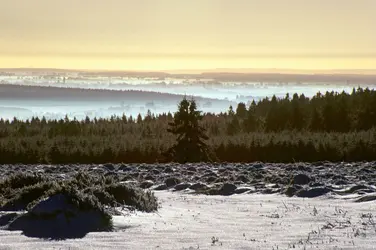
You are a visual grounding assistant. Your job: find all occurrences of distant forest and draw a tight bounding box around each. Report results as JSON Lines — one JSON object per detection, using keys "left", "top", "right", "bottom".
{"left": 0, "top": 87, "right": 375, "bottom": 164}
{"left": 0, "top": 84, "right": 223, "bottom": 103}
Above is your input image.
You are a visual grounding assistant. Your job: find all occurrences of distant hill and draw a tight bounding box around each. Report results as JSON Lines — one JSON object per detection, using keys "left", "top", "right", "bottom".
{"left": 0, "top": 84, "right": 231, "bottom": 105}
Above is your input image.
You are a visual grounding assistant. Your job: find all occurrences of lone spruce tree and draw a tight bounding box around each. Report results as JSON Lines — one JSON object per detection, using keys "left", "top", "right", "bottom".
{"left": 166, "top": 97, "right": 214, "bottom": 163}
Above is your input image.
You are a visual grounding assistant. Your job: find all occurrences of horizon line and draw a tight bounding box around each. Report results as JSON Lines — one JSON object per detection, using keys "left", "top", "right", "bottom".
{"left": 1, "top": 67, "right": 376, "bottom": 75}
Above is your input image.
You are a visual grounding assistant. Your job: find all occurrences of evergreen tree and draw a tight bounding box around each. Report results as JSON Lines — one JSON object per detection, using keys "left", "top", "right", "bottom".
{"left": 290, "top": 93, "right": 305, "bottom": 130}
{"left": 121, "top": 114, "right": 128, "bottom": 123}
{"left": 357, "top": 105, "right": 374, "bottom": 130}
{"left": 322, "top": 102, "right": 336, "bottom": 132}
{"left": 265, "top": 95, "right": 279, "bottom": 132}
{"left": 336, "top": 96, "right": 351, "bottom": 132}
{"left": 309, "top": 107, "right": 323, "bottom": 131}
{"left": 144, "top": 109, "right": 153, "bottom": 123}
{"left": 242, "top": 101, "right": 258, "bottom": 132}
{"left": 227, "top": 115, "right": 241, "bottom": 135}
{"left": 136, "top": 114, "right": 143, "bottom": 123}
{"left": 165, "top": 97, "right": 214, "bottom": 163}
{"left": 228, "top": 105, "right": 235, "bottom": 116}
{"left": 236, "top": 102, "right": 247, "bottom": 119}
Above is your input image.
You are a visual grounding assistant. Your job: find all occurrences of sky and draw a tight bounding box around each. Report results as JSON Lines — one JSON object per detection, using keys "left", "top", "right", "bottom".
{"left": 0, "top": 0, "right": 375, "bottom": 72}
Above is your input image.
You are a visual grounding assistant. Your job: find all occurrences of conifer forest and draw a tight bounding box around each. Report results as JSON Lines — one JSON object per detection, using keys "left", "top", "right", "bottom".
{"left": 1, "top": 87, "right": 375, "bottom": 164}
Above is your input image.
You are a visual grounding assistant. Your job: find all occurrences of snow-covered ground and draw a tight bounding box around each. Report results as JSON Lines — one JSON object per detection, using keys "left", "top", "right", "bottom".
{"left": 1, "top": 191, "right": 375, "bottom": 250}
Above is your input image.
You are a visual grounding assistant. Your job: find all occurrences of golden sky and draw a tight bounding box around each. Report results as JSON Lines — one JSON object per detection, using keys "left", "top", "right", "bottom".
{"left": 0, "top": 0, "right": 375, "bottom": 72}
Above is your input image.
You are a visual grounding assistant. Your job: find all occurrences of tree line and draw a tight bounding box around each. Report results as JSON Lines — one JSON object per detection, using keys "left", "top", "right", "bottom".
{"left": 0, "top": 87, "right": 375, "bottom": 164}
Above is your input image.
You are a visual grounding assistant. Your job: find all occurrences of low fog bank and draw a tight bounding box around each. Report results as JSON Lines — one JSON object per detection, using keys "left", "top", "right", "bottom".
{"left": 0, "top": 84, "right": 233, "bottom": 121}
{"left": 2, "top": 74, "right": 373, "bottom": 101}
{"left": 0, "top": 74, "right": 375, "bottom": 120}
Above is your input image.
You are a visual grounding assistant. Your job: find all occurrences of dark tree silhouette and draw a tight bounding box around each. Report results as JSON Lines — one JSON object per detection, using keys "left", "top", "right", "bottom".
{"left": 290, "top": 93, "right": 305, "bottom": 130}
{"left": 165, "top": 97, "right": 214, "bottom": 163}
{"left": 226, "top": 115, "right": 241, "bottom": 135}
{"left": 309, "top": 107, "right": 323, "bottom": 131}
{"left": 242, "top": 101, "right": 258, "bottom": 132}
{"left": 265, "top": 95, "right": 280, "bottom": 131}
{"left": 236, "top": 102, "right": 247, "bottom": 119}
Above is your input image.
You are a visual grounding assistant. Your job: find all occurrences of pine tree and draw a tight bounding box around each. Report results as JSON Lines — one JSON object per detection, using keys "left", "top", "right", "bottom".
{"left": 136, "top": 114, "right": 143, "bottom": 123}
{"left": 165, "top": 97, "right": 214, "bottom": 163}
{"left": 243, "top": 101, "right": 258, "bottom": 132}
{"left": 291, "top": 94, "right": 305, "bottom": 130}
{"left": 228, "top": 105, "right": 235, "bottom": 116}
{"left": 236, "top": 102, "right": 247, "bottom": 119}
{"left": 336, "top": 95, "right": 351, "bottom": 132}
{"left": 309, "top": 107, "right": 323, "bottom": 131}
{"left": 265, "top": 95, "right": 279, "bottom": 132}
{"left": 322, "top": 102, "right": 335, "bottom": 132}
{"left": 227, "top": 115, "right": 241, "bottom": 135}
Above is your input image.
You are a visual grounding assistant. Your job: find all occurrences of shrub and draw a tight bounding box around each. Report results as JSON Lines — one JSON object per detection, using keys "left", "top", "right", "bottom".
{"left": 0, "top": 172, "right": 158, "bottom": 214}
{"left": 1, "top": 181, "right": 58, "bottom": 211}
{"left": 1, "top": 172, "right": 159, "bottom": 239}
{"left": 0, "top": 173, "right": 47, "bottom": 193}
{"left": 7, "top": 185, "right": 113, "bottom": 239}
{"left": 105, "top": 183, "right": 158, "bottom": 212}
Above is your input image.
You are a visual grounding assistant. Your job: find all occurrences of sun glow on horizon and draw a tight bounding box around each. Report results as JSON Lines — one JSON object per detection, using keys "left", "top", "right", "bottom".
{"left": 2, "top": 56, "right": 376, "bottom": 73}
{"left": 0, "top": 0, "right": 375, "bottom": 72}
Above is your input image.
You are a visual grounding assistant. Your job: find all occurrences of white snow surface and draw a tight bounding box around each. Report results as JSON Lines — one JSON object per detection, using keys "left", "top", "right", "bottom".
{"left": 1, "top": 191, "right": 376, "bottom": 250}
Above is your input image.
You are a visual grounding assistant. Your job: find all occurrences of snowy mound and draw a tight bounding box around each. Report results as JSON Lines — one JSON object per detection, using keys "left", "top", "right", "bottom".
{"left": 0, "top": 172, "right": 158, "bottom": 239}
{"left": 6, "top": 191, "right": 112, "bottom": 239}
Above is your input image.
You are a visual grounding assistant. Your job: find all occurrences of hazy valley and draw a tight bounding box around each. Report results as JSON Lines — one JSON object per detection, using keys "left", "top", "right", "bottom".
{"left": 1, "top": 70, "right": 375, "bottom": 120}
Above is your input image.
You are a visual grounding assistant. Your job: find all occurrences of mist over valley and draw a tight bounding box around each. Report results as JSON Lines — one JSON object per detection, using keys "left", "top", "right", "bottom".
{"left": 0, "top": 69, "right": 375, "bottom": 120}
